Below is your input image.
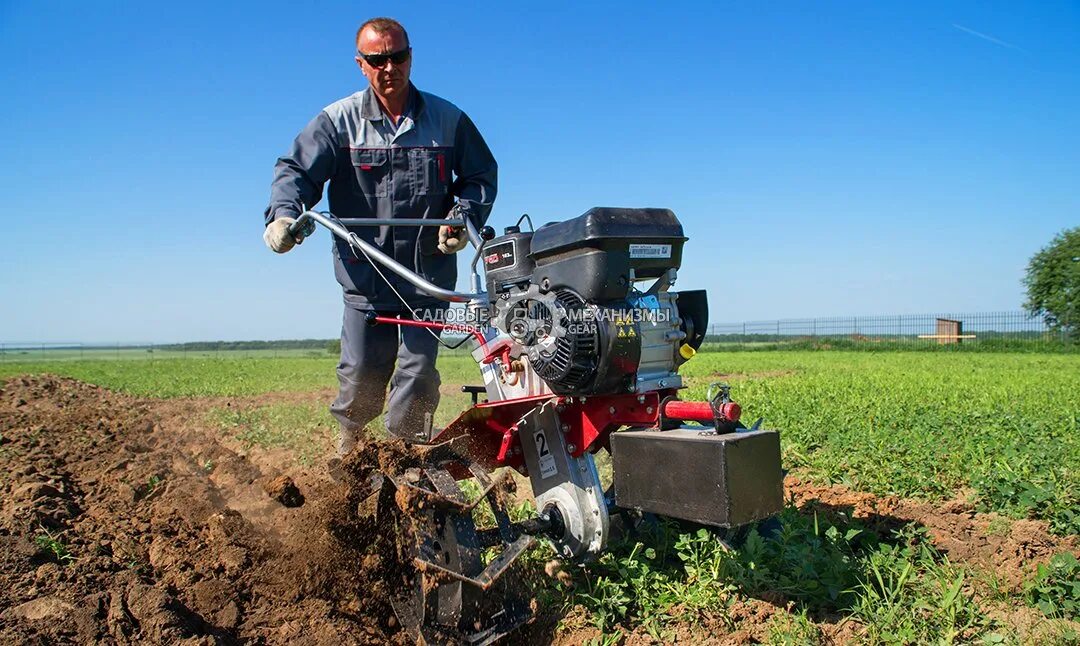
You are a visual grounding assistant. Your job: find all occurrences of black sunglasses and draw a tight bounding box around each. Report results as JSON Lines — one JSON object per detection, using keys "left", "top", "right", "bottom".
{"left": 356, "top": 47, "right": 412, "bottom": 68}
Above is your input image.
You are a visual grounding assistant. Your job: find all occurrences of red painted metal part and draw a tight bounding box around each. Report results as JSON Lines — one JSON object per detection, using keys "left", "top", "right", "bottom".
{"left": 662, "top": 399, "right": 741, "bottom": 424}
{"left": 428, "top": 391, "right": 668, "bottom": 471}
{"left": 556, "top": 392, "right": 664, "bottom": 458}
{"left": 372, "top": 314, "right": 515, "bottom": 366}
{"left": 427, "top": 388, "right": 744, "bottom": 477}
{"left": 661, "top": 399, "right": 712, "bottom": 422}
{"left": 430, "top": 393, "right": 557, "bottom": 472}
{"left": 373, "top": 315, "right": 487, "bottom": 348}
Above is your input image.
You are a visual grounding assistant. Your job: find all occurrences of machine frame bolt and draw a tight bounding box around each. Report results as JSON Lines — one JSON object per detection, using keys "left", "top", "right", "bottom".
{"left": 567, "top": 443, "right": 577, "bottom": 453}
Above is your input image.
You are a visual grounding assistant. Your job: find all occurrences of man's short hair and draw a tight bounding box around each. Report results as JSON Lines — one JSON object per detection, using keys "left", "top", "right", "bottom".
{"left": 356, "top": 17, "right": 409, "bottom": 48}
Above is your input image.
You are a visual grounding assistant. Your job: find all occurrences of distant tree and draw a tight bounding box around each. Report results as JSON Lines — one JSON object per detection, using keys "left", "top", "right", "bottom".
{"left": 1023, "top": 226, "right": 1080, "bottom": 341}
{"left": 328, "top": 339, "right": 342, "bottom": 355}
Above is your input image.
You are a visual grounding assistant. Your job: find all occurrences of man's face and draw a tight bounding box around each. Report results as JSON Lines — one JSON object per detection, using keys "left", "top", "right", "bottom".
{"left": 355, "top": 27, "right": 411, "bottom": 101}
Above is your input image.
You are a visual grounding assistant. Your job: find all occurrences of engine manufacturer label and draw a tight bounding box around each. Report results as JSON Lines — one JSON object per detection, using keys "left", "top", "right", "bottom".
{"left": 629, "top": 243, "right": 672, "bottom": 259}
{"left": 533, "top": 429, "right": 559, "bottom": 479}
{"left": 483, "top": 239, "right": 517, "bottom": 270}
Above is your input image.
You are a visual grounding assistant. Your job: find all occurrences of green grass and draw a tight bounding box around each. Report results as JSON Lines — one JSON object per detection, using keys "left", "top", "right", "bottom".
{"left": 4, "top": 351, "right": 1079, "bottom": 532}
{"left": 0, "top": 347, "right": 336, "bottom": 362}
{"left": 1025, "top": 552, "right": 1080, "bottom": 620}
{"left": 0, "top": 357, "right": 338, "bottom": 397}
{"left": 545, "top": 506, "right": 1079, "bottom": 643}
{"left": 702, "top": 335, "right": 1077, "bottom": 353}
{"left": 0, "top": 353, "right": 480, "bottom": 398}
{"left": 766, "top": 609, "right": 822, "bottom": 645}
{"left": 679, "top": 352, "right": 1080, "bottom": 535}
{"left": 546, "top": 509, "right": 997, "bottom": 643}
{"left": 208, "top": 402, "right": 336, "bottom": 465}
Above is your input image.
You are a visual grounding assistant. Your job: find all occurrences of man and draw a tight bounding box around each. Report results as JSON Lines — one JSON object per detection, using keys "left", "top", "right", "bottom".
{"left": 263, "top": 17, "right": 497, "bottom": 455}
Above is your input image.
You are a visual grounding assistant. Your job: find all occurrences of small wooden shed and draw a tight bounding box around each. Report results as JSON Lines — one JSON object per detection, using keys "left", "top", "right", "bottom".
{"left": 935, "top": 318, "right": 962, "bottom": 345}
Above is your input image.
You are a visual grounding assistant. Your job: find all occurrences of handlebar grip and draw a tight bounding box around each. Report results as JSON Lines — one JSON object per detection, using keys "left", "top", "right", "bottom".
{"left": 287, "top": 214, "right": 317, "bottom": 240}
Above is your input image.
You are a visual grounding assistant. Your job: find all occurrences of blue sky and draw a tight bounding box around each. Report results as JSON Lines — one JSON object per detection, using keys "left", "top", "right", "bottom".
{"left": 1, "top": 1, "right": 1077, "bottom": 343}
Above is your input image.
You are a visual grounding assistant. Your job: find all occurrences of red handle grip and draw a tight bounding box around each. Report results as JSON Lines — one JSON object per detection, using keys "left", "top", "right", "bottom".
{"left": 662, "top": 399, "right": 741, "bottom": 424}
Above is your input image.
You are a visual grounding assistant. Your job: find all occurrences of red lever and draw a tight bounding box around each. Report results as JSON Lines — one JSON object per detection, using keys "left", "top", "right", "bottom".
{"left": 661, "top": 400, "right": 741, "bottom": 424}
{"left": 720, "top": 401, "right": 742, "bottom": 423}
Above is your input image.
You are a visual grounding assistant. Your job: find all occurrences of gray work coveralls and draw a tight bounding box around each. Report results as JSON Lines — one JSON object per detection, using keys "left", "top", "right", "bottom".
{"left": 265, "top": 85, "right": 497, "bottom": 450}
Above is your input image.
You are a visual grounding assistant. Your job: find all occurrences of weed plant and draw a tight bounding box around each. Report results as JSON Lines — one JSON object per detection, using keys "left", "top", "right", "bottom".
{"left": 556, "top": 507, "right": 995, "bottom": 642}
{"left": 1025, "top": 552, "right": 1080, "bottom": 620}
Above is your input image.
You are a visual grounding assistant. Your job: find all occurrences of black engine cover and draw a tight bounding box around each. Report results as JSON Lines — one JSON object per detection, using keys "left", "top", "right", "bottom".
{"left": 529, "top": 207, "right": 686, "bottom": 301}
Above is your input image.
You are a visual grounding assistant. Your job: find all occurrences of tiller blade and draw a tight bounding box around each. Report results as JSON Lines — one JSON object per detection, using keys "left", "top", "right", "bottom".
{"left": 373, "top": 446, "right": 534, "bottom": 645}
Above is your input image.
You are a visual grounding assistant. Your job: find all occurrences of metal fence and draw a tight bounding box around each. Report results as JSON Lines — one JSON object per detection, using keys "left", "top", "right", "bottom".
{"left": 703, "top": 310, "right": 1075, "bottom": 351}
{"left": 0, "top": 311, "right": 1074, "bottom": 361}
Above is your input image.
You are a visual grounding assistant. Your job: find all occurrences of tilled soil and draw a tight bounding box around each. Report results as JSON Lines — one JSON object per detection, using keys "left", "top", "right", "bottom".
{"left": 785, "top": 477, "right": 1080, "bottom": 590}
{"left": 1, "top": 374, "right": 1077, "bottom": 645}
{"left": 0, "top": 375, "right": 420, "bottom": 645}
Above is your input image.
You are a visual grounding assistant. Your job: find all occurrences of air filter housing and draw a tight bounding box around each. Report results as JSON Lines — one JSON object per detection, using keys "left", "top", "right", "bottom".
{"left": 529, "top": 207, "right": 686, "bottom": 301}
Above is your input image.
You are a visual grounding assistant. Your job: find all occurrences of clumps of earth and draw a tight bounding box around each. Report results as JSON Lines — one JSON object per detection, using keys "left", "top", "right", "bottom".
{"left": 263, "top": 476, "right": 304, "bottom": 508}
{"left": 0, "top": 374, "right": 428, "bottom": 644}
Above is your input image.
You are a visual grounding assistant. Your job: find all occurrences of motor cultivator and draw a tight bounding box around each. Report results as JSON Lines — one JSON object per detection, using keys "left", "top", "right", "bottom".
{"left": 288, "top": 207, "right": 784, "bottom": 644}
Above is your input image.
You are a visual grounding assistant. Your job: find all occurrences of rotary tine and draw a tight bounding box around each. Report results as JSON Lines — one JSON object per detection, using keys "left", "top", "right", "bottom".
{"left": 411, "top": 460, "right": 534, "bottom": 591}
{"left": 387, "top": 456, "right": 534, "bottom": 644}
{"left": 468, "top": 461, "right": 516, "bottom": 543}
{"left": 417, "top": 533, "right": 534, "bottom": 590}
{"left": 391, "top": 462, "right": 512, "bottom": 514}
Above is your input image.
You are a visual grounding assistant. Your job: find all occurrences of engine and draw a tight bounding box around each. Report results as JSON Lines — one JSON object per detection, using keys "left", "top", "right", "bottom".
{"left": 483, "top": 207, "right": 709, "bottom": 395}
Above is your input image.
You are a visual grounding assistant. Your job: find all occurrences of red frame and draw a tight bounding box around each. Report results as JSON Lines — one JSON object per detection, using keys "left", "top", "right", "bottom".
{"left": 556, "top": 392, "right": 666, "bottom": 457}
{"left": 373, "top": 315, "right": 486, "bottom": 348}
{"left": 373, "top": 315, "right": 512, "bottom": 365}
{"left": 374, "top": 316, "right": 735, "bottom": 478}
{"left": 430, "top": 391, "right": 674, "bottom": 473}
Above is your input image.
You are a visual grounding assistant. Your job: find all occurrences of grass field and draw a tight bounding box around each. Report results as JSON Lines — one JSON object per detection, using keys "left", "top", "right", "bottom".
{"left": 3, "top": 350, "right": 1079, "bottom": 642}
{"left": 3, "top": 351, "right": 1076, "bottom": 531}
{"left": 0, "top": 347, "right": 332, "bottom": 362}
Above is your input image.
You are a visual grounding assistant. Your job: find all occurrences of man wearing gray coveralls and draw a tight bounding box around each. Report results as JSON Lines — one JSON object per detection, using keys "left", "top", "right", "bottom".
{"left": 263, "top": 17, "right": 497, "bottom": 455}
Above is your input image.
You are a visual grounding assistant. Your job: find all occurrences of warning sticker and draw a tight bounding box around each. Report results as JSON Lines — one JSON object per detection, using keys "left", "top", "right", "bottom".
{"left": 534, "top": 430, "right": 559, "bottom": 479}
{"left": 629, "top": 243, "right": 671, "bottom": 259}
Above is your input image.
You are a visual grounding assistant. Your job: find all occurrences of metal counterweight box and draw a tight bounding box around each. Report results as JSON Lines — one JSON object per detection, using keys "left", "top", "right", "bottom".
{"left": 610, "top": 428, "right": 784, "bottom": 527}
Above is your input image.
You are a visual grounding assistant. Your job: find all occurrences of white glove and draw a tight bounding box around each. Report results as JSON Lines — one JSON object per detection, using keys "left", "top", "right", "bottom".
{"left": 438, "top": 215, "right": 469, "bottom": 254}
{"left": 264, "top": 217, "right": 302, "bottom": 254}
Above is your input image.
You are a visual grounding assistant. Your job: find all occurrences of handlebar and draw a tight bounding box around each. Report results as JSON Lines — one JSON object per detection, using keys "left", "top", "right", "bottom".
{"left": 286, "top": 210, "right": 488, "bottom": 305}
{"left": 334, "top": 217, "right": 466, "bottom": 227}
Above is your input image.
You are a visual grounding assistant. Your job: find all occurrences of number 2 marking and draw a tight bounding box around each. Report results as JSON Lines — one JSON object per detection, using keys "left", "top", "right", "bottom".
{"left": 535, "top": 431, "right": 548, "bottom": 456}
{"left": 534, "top": 430, "right": 558, "bottom": 479}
